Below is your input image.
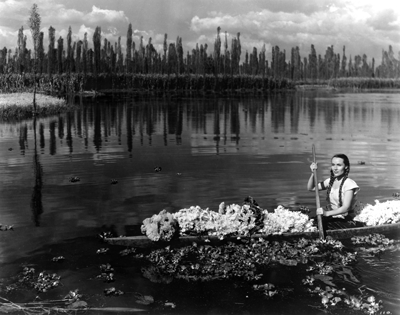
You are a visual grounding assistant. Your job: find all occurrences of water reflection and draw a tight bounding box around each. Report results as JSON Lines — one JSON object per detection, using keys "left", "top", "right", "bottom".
{"left": 49, "top": 120, "right": 56, "bottom": 155}
{"left": 1, "top": 92, "right": 400, "bottom": 225}
{"left": 19, "top": 124, "right": 28, "bottom": 154}
{"left": 39, "top": 123, "right": 45, "bottom": 152}
{"left": 2, "top": 92, "right": 399, "bottom": 158}
{"left": 93, "top": 106, "right": 102, "bottom": 151}
{"left": 66, "top": 112, "right": 73, "bottom": 154}
{"left": 31, "top": 119, "right": 43, "bottom": 226}
{"left": 1, "top": 92, "right": 400, "bottom": 314}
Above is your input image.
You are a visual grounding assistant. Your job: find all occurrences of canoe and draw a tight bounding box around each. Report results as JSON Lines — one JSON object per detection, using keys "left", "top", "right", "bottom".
{"left": 103, "top": 222, "right": 400, "bottom": 248}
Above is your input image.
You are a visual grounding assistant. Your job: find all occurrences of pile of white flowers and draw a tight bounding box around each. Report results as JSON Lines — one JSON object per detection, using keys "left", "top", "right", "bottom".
{"left": 140, "top": 210, "right": 178, "bottom": 241}
{"left": 141, "top": 202, "right": 319, "bottom": 241}
{"left": 172, "top": 206, "right": 220, "bottom": 235}
{"left": 260, "top": 205, "right": 317, "bottom": 235}
{"left": 172, "top": 203, "right": 258, "bottom": 239}
{"left": 354, "top": 199, "right": 400, "bottom": 226}
{"left": 208, "top": 203, "right": 258, "bottom": 239}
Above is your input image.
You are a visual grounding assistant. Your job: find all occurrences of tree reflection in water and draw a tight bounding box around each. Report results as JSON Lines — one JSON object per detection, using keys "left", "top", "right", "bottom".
{"left": 31, "top": 117, "right": 43, "bottom": 226}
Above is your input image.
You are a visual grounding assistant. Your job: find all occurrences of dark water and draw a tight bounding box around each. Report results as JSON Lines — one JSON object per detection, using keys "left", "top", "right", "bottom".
{"left": 0, "top": 90, "right": 400, "bottom": 314}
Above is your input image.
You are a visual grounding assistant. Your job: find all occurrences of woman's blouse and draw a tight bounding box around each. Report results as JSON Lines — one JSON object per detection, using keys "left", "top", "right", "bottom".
{"left": 320, "top": 177, "right": 360, "bottom": 218}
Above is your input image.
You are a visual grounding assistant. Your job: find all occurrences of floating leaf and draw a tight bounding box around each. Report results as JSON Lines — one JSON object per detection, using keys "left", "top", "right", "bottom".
{"left": 67, "top": 300, "right": 88, "bottom": 309}
{"left": 279, "top": 258, "right": 298, "bottom": 266}
{"left": 336, "top": 267, "right": 359, "bottom": 283}
{"left": 96, "top": 248, "right": 109, "bottom": 254}
{"left": 52, "top": 256, "right": 65, "bottom": 262}
{"left": 134, "top": 293, "right": 154, "bottom": 305}
{"left": 313, "top": 274, "right": 336, "bottom": 287}
{"left": 69, "top": 176, "right": 80, "bottom": 183}
{"left": 104, "top": 287, "right": 124, "bottom": 296}
{"left": 165, "top": 302, "right": 176, "bottom": 308}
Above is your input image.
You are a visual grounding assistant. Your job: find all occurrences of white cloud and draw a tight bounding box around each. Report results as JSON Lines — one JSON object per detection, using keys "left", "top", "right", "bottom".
{"left": 1, "top": 0, "right": 399, "bottom": 64}
{"left": 133, "top": 29, "right": 150, "bottom": 38}
{"left": 76, "top": 25, "right": 94, "bottom": 39}
{"left": 367, "top": 9, "right": 400, "bottom": 31}
{"left": 0, "top": 27, "right": 17, "bottom": 50}
{"left": 86, "top": 5, "right": 128, "bottom": 25}
{"left": 188, "top": 3, "right": 400, "bottom": 61}
{"left": 0, "top": 1, "right": 132, "bottom": 51}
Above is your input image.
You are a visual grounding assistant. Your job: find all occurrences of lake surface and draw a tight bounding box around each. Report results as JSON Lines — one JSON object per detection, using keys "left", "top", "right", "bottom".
{"left": 0, "top": 90, "right": 400, "bottom": 314}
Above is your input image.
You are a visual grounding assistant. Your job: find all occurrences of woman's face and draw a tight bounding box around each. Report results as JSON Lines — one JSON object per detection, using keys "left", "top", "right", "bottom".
{"left": 331, "top": 157, "right": 347, "bottom": 177}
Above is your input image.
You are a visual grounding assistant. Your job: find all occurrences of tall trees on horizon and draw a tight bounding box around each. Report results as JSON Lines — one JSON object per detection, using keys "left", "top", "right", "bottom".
{"left": 1, "top": 19, "right": 400, "bottom": 81}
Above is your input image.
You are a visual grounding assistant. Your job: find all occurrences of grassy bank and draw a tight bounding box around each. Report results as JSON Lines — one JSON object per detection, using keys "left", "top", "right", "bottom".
{"left": 0, "top": 93, "right": 68, "bottom": 120}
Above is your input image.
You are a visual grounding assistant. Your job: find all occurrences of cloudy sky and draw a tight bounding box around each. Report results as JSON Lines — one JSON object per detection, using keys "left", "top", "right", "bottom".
{"left": 0, "top": 0, "right": 399, "bottom": 63}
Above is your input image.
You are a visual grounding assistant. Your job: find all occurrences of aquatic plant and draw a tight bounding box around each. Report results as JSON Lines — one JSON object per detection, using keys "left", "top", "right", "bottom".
{"left": 5, "top": 267, "right": 62, "bottom": 293}
{"left": 104, "top": 287, "right": 124, "bottom": 296}
{"left": 0, "top": 223, "right": 13, "bottom": 231}
{"left": 351, "top": 233, "right": 400, "bottom": 257}
{"left": 143, "top": 236, "right": 353, "bottom": 283}
{"left": 253, "top": 283, "right": 279, "bottom": 297}
{"left": 96, "top": 263, "right": 116, "bottom": 283}
{"left": 33, "top": 272, "right": 61, "bottom": 293}
{"left": 69, "top": 176, "right": 80, "bottom": 183}
{"left": 1, "top": 231, "right": 397, "bottom": 314}
{"left": 52, "top": 256, "right": 65, "bottom": 262}
{"left": 96, "top": 248, "right": 109, "bottom": 254}
{"left": 351, "top": 233, "right": 394, "bottom": 246}
{"left": 305, "top": 284, "right": 385, "bottom": 314}
{"left": 133, "top": 293, "right": 154, "bottom": 305}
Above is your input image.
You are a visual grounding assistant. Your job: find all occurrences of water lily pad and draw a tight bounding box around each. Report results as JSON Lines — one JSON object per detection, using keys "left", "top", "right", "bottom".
{"left": 313, "top": 274, "right": 336, "bottom": 287}
{"left": 134, "top": 293, "right": 154, "bottom": 305}
{"left": 336, "top": 267, "right": 359, "bottom": 283}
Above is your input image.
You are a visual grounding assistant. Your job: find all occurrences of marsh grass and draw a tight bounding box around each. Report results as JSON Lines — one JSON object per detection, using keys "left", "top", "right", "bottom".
{"left": 0, "top": 93, "right": 68, "bottom": 120}
{"left": 329, "top": 77, "right": 400, "bottom": 89}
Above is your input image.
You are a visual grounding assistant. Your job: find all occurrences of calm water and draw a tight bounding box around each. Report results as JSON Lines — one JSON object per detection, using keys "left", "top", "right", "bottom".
{"left": 0, "top": 90, "right": 400, "bottom": 314}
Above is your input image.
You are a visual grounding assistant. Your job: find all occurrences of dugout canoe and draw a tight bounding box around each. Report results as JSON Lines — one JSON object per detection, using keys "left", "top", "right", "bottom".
{"left": 103, "top": 222, "right": 400, "bottom": 248}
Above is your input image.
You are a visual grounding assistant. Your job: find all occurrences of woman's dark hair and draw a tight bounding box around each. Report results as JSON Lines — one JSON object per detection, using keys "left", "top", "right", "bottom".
{"left": 326, "top": 154, "right": 350, "bottom": 207}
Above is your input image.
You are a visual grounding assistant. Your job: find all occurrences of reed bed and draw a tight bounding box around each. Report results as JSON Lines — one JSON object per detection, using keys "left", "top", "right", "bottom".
{"left": 0, "top": 92, "right": 68, "bottom": 119}
{"left": 329, "top": 77, "right": 400, "bottom": 89}
{"left": 0, "top": 73, "right": 295, "bottom": 95}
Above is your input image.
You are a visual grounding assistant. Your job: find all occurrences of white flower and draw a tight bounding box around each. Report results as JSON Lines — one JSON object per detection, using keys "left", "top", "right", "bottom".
{"left": 354, "top": 199, "right": 400, "bottom": 226}
{"left": 260, "top": 206, "right": 317, "bottom": 235}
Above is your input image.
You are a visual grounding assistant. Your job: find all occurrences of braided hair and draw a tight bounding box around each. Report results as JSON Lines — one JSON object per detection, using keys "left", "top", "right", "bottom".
{"left": 326, "top": 154, "right": 350, "bottom": 207}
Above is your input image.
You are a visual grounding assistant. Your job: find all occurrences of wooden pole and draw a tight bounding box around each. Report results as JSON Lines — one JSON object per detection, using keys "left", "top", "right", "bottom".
{"left": 312, "top": 144, "right": 325, "bottom": 239}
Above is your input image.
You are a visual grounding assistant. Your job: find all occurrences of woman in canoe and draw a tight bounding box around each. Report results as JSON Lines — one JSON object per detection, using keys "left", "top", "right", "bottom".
{"left": 307, "top": 153, "right": 363, "bottom": 230}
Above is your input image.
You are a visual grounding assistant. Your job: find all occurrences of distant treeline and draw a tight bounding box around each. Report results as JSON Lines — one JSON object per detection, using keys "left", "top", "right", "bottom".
{"left": 0, "top": 24, "right": 399, "bottom": 91}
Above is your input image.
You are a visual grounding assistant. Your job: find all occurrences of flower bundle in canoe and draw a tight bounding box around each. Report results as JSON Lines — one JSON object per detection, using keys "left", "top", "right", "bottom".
{"left": 354, "top": 199, "right": 400, "bottom": 226}
{"left": 141, "top": 200, "right": 316, "bottom": 241}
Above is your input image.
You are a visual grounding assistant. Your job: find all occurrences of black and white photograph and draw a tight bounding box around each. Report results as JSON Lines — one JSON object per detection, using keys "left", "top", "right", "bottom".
{"left": 0, "top": 0, "right": 400, "bottom": 314}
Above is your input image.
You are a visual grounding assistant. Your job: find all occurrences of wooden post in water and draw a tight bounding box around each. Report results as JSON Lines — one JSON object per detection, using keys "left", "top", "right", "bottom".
{"left": 312, "top": 144, "right": 325, "bottom": 239}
